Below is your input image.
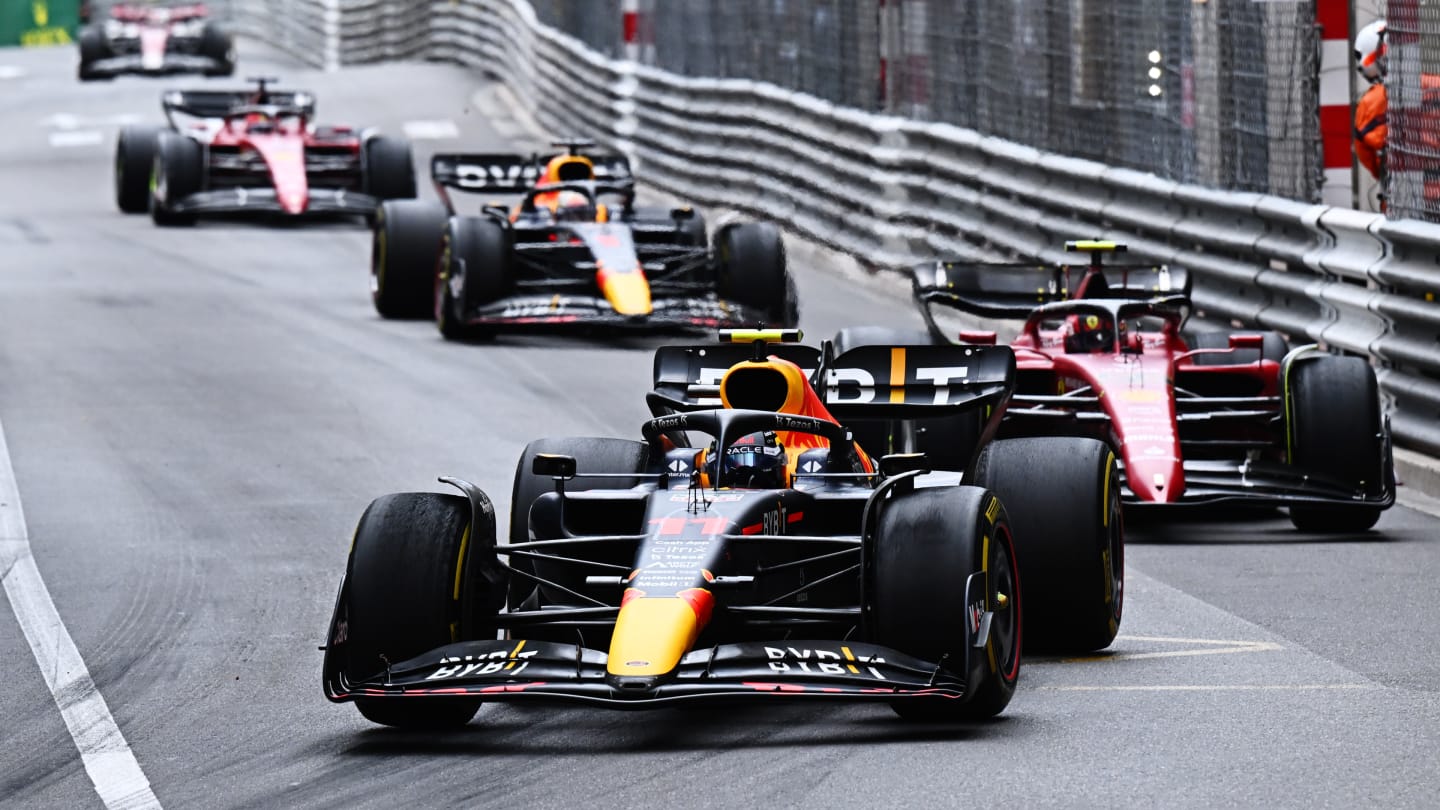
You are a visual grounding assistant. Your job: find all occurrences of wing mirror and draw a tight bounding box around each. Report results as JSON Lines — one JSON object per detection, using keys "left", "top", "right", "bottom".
{"left": 532, "top": 454, "right": 577, "bottom": 479}
{"left": 879, "top": 453, "right": 930, "bottom": 478}
{"left": 1228, "top": 334, "right": 1265, "bottom": 351}
{"left": 958, "top": 329, "right": 997, "bottom": 345}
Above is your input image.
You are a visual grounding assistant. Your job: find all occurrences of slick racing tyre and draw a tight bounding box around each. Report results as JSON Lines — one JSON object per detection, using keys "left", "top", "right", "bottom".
{"left": 871, "top": 486, "right": 1020, "bottom": 721}
{"left": 1285, "top": 354, "right": 1386, "bottom": 532}
{"left": 831, "top": 326, "right": 977, "bottom": 469}
{"left": 1182, "top": 329, "right": 1288, "bottom": 366}
{"left": 77, "top": 28, "right": 110, "bottom": 81}
{"left": 115, "top": 126, "right": 164, "bottom": 214}
{"left": 508, "top": 438, "right": 650, "bottom": 626}
{"left": 437, "top": 216, "right": 512, "bottom": 341}
{"left": 199, "top": 23, "right": 236, "bottom": 76}
{"left": 344, "top": 492, "right": 493, "bottom": 728}
{"left": 371, "top": 199, "right": 446, "bottom": 319}
{"left": 363, "top": 136, "right": 418, "bottom": 201}
{"left": 975, "top": 437, "right": 1123, "bottom": 653}
{"left": 716, "top": 222, "right": 798, "bottom": 328}
{"left": 149, "top": 134, "right": 202, "bottom": 227}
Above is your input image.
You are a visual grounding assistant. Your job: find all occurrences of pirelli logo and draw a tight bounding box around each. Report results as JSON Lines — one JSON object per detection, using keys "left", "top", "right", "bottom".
{"left": 985, "top": 496, "right": 1002, "bottom": 525}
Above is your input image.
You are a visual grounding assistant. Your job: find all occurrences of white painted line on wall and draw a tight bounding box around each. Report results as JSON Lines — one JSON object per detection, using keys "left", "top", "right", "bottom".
{"left": 49, "top": 130, "right": 105, "bottom": 148}
{"left": 0, "top": 423, "right": 161, "bottom": 809}
{"left": 402, "top": 119, "right": 460, "bottom": 140}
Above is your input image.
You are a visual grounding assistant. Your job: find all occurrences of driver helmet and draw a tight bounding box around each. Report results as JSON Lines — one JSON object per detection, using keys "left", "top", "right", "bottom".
{"left": 1355, "top": 19, "right": 1388, "bottom": 83}
{"left": 1064, "top": 312, "right": 1114, "bottom": 353}
{"left": 708, "top": 431, "right": 788, "bottom": 489}
{"left": 552, "top": 190, "right": 595, "bottom": 222}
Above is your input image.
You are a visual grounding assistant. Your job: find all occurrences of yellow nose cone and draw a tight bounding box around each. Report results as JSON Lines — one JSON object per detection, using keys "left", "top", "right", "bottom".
{"left": 607, "top": 596, "right": 701, "bottom": 677}
{"left": 600, "top": 269, "right": 652, "bottom": 316}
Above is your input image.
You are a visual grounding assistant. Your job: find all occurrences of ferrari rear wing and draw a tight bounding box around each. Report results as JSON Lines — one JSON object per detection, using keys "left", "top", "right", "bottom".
{"left": 161, "top": 89, "right": 316, "bottom": 121}
{"left": 912, "top": 258, "right": 1192, "bottom": 338}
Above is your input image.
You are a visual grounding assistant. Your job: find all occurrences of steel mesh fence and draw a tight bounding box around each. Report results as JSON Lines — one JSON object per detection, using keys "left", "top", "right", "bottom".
{"left": 576, "top": 0, "right": 1321, "bottom": 200}
{"left": 1385, "top": 0, "right": 1440, "bottom": 221}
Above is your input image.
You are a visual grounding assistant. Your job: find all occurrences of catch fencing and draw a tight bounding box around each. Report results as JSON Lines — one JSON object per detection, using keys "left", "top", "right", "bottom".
{"left": 227, "top": 0, "right": 1440, "bottom": 456}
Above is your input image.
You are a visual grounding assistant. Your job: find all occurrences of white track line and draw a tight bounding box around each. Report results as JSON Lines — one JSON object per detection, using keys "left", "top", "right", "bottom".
{"left": 0, "top": 422, "right": 160, "bottom": 809}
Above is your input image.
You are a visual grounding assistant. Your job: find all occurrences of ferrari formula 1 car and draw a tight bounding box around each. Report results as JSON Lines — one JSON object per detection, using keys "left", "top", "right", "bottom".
{"left": 892, "top": 240, "right": 1395, "bottom": 532}
{"left": 112, "top": 77, "right": 416, "bottom": 225}
{"left": 322, "top": 329, "right": 1125, "bottom": 728}
{"left": 78, "top": 3, "right": 234, "bottom": 81}
{"left": 370, "top": 139, "right": 799, "bottom": 338}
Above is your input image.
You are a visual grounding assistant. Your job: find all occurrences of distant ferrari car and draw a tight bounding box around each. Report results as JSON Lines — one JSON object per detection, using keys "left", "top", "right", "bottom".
{"left": 370, "top": 139, "right": 799, "bottom": 338}
{"left": 78, "top": 3, "right": 234, "bottom": 81}
{"left": 888, "top": 240, "right": 1395, "bottom": 532}
{"left": 112, "top": 78, "right": 416, "bottom": 225}
{"left": 322, "top": 329, "right": 1125, "bottom": 729}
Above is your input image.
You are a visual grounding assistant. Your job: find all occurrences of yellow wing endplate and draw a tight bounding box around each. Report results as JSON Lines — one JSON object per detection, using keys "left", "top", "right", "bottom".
{"left": 1065, "top": 240, "right": 1127, "bottom": 253}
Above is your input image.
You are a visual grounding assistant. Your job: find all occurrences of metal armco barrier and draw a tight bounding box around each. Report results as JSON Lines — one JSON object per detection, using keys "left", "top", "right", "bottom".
{"left": 232, "top": 0, "right": 1440, "bottom": 456}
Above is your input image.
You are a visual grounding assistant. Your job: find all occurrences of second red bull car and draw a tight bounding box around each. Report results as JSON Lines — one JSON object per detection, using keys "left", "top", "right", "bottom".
{"left": 112, "top": 78, "right": 416, "bottom": 225}
{"left": 370, "top": 139, "right": 800, "bottom": 337}
{"left": 321, "top": 329, "right": 1125, "bottom": 729}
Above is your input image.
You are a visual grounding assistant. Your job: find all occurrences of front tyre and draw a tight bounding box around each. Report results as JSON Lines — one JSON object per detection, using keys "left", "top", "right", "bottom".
{"left": 437, "top": 216, "right": 512, "bottom": 341}
{"left": 344, "top": 492, "right": 489, "bottom": 728}
{"left": 78, "top": 28, "right": 110, "bottom": 80}
{"left": 150, "top": 134, "right": 202, "bottom": 227}
{"left": 199, "top": 23, "right": 236, "bottom": 76}
{"left": 1286, "top": 354, "right": 1386, "bottom": 532}
{"left": 115, "top": 126, "right": 164, "bottom": 214}
{"left": 871, "top": 486, "right": 1020, "bottom": 721}
{"left": 715, "top": 222, "right": 798, "bottom": 327}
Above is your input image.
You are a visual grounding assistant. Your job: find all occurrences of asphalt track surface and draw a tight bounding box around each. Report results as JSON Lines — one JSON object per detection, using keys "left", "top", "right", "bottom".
{"left": 1, "top": 40, "right": 1439, "bottom": 810}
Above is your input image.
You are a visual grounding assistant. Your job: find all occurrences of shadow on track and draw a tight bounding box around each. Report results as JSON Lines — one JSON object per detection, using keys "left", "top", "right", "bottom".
{"left": 326, "top": 702, "right": 1017, "bottom": 757}
{"left": 1123, "top": 507, "right": 1395, "bottom": 547}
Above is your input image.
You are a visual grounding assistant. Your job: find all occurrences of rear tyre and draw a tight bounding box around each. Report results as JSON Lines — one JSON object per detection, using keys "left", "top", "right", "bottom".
{"left": 975, "top": 437, "right": 1122, "bottom": 653}
{"left": 115, "top": 126, "right": 163, "bottom": 214}
{"left": 1182, "top": 329, "right": 1287, "bottom": 366}
{"left": 371, "top": 200, "right": 446, "bottom": 319}
{"left": 77, "top": 28, "right": 109, "bottom": 80}
{"left": 831, "top": 326, "right": 977, "bottom": 469}
{"left": 344, "top": 492, "right": 489, "bottom": 728}
{"left": 199, "top": 23, "right": 236, "bottom": 76}
{"left": 150, "top": 134, "right": 202, "bottom": 227}
{"left": 716, "top": 222, "right": 798, "bottom": 327}
{"left": 1286, "top": 355, "right": 1385, "bottom": 532}
{"left": 437, "top": 217, "right": 512, "bottom": 341}
{"left": 871, "top": 486, "right": 1020, "bottom": 721}
{"left": 363, "top": 136, "right": 417, "bottom": 201}
{"left": 508, "top": 437, "right": 649, "bottom": 617}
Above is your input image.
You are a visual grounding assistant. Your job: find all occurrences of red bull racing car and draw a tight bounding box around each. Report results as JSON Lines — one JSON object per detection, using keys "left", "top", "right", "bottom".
{"left": 370, "top": 139, "right": 799, "bottom": 338}
{"left": 112, "top": 78, "right": 416, "bottom": 225}
{"left": 78, "top": 3, "right": 234, "bottom": 81}
{"left": 894, "top": 240, "right": 1395, "bottom": 532}
{"left": 321, "top": 329, "right": 1125, "bottom": 728}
